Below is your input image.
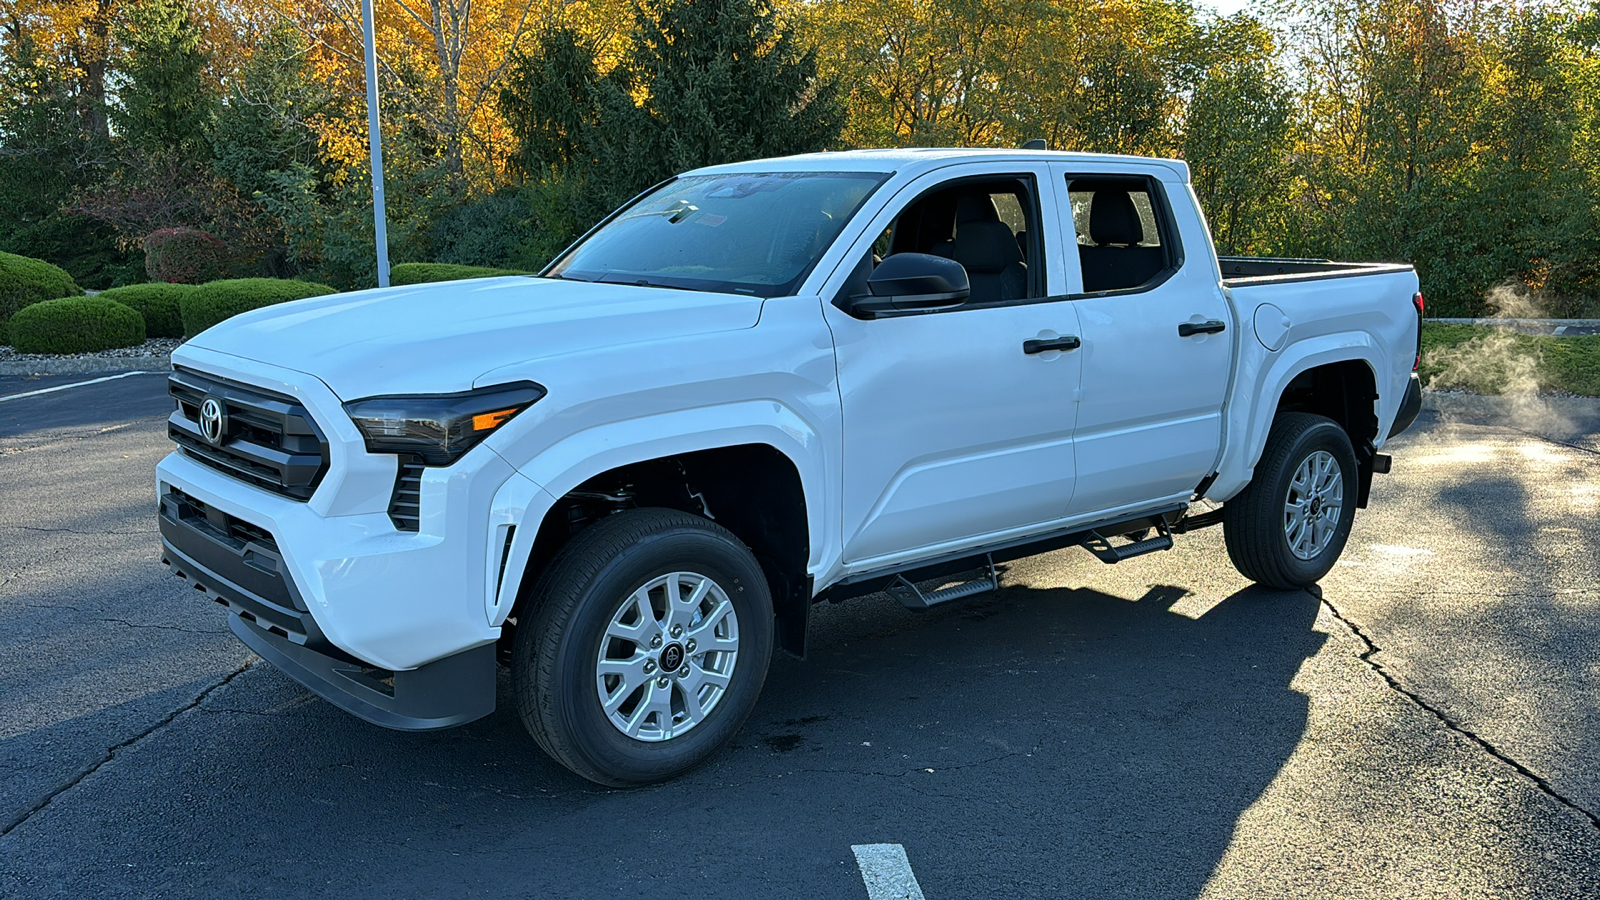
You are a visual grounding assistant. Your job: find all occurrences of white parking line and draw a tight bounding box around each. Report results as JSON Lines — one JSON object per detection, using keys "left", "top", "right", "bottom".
{"left": 852, "top": 843, "right": 927, "bottom": 900}
{"left": 0, "top": 371, "right": 160, "bottom": 403}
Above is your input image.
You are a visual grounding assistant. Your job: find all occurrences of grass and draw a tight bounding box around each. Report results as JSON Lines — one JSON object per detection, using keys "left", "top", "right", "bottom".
{"left": 1420, "top": 322, "right": 1600, "bottom": 397}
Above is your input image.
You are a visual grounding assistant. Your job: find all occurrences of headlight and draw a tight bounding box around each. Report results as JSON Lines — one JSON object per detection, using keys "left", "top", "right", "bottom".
{"left": 343, "top": 381, "right": 546, "bottom": 466}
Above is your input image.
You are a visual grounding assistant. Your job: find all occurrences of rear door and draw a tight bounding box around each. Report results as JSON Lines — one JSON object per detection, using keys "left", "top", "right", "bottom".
{"left": 1046, "top": 164, "right": 1232, "bottom": 518}
{"left": 823, "top": 163, "right": 1083, "bottom": 569}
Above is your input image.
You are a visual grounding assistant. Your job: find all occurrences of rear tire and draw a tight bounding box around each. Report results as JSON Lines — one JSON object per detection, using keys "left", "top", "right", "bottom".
{"left": 513, "top": 508, "right": 774, "bottom": 787}
{"left": 1223, "top": 412, "right": 1358, "bottom": 589}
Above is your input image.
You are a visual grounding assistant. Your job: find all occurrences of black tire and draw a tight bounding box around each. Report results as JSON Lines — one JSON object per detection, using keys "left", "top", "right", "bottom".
{"left": 1223, "top": 412, "right": 1359, "bottom": 589}
{"left": 513, "top": 508, "right": 774, "bottom": 787}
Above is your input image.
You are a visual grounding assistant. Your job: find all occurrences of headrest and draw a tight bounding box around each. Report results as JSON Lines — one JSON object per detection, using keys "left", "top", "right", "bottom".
{"left": 953, "top": 220, "right": 1024, "bottom": 274}
{"left": 1089, "top": 190, "right": 1144, "bottom": 246}
{"left": 954, "top": 193, "right": 1000, "bottom": 225}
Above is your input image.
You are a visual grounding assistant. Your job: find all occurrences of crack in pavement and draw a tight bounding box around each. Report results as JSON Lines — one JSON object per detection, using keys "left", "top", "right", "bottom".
{"left": 1319, "top": 592, "right": 1600, "bottom": 832}
{"left": 0, "top": 658, "right": 256, "bottom": 839}
{"left": 98, "top": 616, "right": 225, "bottom": 635}
{"left": 1510, "top": 428, "right": 1600, "bottom": 458}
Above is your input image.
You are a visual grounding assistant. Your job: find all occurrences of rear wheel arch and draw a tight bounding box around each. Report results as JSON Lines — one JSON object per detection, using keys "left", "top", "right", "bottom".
{"left": 1270, "top": 359, "right": 1381, "bottom": 507}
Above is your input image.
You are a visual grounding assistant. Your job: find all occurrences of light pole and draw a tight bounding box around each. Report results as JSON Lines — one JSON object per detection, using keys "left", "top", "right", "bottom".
{"left": 360, "top": 0, "right": 391, "bottom": 287}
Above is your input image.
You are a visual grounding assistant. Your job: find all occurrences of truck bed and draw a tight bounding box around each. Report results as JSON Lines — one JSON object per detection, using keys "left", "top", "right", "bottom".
{"left": 1219, "top": 257, "right": 1414, "bottom": 285}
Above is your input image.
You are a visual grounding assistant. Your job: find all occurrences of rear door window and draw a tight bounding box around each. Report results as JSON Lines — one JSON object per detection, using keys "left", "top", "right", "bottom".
{"left": 1066, "top": 176, "right": 1178, "bottom": 294}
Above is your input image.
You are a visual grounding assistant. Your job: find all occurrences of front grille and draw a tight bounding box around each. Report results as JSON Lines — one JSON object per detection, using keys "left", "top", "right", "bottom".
{"left": 388, "top": 456, "right": 424, "bottom": 532}
{"left": 168, "top": 367, "right": 328, "bottom": 500}
{"left": 168, "top": 486, "right": 282, "bottom": 555}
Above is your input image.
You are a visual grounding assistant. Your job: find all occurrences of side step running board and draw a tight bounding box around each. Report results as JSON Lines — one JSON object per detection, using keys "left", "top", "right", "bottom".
{"left": 1080, "top": 519, "right": 1175, "bottom": 564}
{"left": 887, "top": 555, "right": 998, "bottom": 610}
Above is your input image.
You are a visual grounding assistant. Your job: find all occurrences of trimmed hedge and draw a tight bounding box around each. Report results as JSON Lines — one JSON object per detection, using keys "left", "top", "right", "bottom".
{"left": 1, "top": 251, "right": 83, "bottom": 341}
{"left": 179, "top": 278, "right": 339, "bottom": 336}
{"left": 97, "top": 282, "right": 194, "bottom": 338}
{"left": 9, "top": 296, "right": 146, "bottom": 353}
{"left": 389, "top": 263, "right": 528, "bottom": 286}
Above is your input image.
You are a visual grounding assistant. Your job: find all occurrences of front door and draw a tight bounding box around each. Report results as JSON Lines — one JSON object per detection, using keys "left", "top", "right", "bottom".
{"left": 825, "top": 165, "right": 1083, "bottom": 569}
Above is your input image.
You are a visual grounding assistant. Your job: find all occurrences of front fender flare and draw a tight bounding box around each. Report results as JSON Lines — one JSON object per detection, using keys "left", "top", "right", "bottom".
{"left": 486, "top": 401, "right": 830, "bottom": 616}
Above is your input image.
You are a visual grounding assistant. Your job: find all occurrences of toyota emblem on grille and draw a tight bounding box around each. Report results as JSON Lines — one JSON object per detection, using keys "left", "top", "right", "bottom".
{"left": 199, "top": 397, "right": 228, "bottom": 446}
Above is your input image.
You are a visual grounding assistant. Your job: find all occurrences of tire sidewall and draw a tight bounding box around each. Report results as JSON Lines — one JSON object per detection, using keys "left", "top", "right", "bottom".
{"left": 549, "top": 525, "right": 773, "bottom": 784}
{"left": 1269, "top": 422, "right": 1359, "bottom": 584}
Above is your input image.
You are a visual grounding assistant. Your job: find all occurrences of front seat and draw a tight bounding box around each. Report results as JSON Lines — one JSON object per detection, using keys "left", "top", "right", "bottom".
{"left": 949, "top": 219, "right": 1027, "bottom": 303}
{"left": 930, "top": 193, "right": 1003, "bottom": 259}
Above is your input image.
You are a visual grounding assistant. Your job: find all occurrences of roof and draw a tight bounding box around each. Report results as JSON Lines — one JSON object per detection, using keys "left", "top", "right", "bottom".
{"left": 689, "top": 148, "right": 1191, "bottom": 182}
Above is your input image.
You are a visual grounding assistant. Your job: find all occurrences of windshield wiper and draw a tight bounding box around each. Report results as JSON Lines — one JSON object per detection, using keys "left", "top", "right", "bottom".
{"left": 595, "top": 274, "right": 676, "bottom": 290}
{"left": 618, "top": 200, "right": 699, "bottom": 225}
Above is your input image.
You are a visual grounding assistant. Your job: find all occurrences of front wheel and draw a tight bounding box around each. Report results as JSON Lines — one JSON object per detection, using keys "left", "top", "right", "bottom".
{"left": 513, "top": 508, "right": 774, "bottom": 787}
{"left": 1223, "top": 412, "right": 1359, "bottom": 589}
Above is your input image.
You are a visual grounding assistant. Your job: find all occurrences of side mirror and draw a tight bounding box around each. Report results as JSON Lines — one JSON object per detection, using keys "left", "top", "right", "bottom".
{"left": 850, "top": 253, "right": 970, "bottom": 317}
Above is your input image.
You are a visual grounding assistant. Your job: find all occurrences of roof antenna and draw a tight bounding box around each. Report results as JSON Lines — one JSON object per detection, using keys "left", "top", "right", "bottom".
{"left": 1020, "top": 138, "right": 1048, "bottom": 150}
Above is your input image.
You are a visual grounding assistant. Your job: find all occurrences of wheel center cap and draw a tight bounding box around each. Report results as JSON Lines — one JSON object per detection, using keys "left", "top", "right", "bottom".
{"left": 659, "top": 643, "right": 685, "bottom": 673}
{"left": 1309, "top": 497, "right": 1322, "bottom": 516}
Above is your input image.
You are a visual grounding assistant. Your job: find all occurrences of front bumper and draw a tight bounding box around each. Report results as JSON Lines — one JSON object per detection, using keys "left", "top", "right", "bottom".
{"left": 160, "top": 484, "right": 496, "bottom": 730}
{"left": 156, "top": 347, "right": 558, "bottom": 729}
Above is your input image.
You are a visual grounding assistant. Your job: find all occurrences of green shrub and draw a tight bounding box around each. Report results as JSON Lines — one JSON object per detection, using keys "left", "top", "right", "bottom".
{"left": 144, "top": 227, "right": 230, "bottom": 284}
{"left": 430, "top": 191, "right": 537, "bottom": 268}
{"left": 179, "top": 278, "right": 338, "bottom": 336}
{"left": 9, "top": 296, "right": 146, "bottom": 353}
{"left": 1, "top": 250, "right": 83, "bottom": 341}
{"left": 389, "top": 263, "right": 528, "bottom": 286}
{"left": 97, "top": 282, "right": 194, "bottom": 338}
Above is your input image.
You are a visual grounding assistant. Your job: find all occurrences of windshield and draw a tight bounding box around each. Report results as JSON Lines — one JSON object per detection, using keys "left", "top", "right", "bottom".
{"left": 547, "top": 171, "right": 889, "bottom": 297}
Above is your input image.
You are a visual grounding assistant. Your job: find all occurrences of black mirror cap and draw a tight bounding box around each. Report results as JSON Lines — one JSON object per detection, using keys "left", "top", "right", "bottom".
{"left": 867, "top": 252, "right": 971, "bottom": 299}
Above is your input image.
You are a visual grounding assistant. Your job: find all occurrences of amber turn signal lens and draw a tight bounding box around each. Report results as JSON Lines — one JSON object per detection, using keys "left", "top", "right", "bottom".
{"left": 472, "top": 408, "right": 518, "bottom": 432}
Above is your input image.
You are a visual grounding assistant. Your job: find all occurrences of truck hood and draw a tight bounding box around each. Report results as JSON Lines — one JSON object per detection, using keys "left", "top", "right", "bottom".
{"left": 183, "top": 277, "right": 764, "bottom": 399}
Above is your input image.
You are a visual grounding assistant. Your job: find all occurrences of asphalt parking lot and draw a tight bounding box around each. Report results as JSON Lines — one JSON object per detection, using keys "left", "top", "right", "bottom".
{"left": 2, "top": 371, "right": 1598, "bottom": 898}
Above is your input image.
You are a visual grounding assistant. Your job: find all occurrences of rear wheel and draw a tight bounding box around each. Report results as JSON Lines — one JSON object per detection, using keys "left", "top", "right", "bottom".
{"left": 513, "top": 508, "right": 774, "bottom": 786}
{"left": 1223, "top": 412, "right": 1358, "bottom": 589}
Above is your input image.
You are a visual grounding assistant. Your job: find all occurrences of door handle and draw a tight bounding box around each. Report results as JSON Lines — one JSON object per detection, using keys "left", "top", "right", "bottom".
{"left": 1178, "top": 319, "right": 1227, "bottom": 337}
{"left": 1023, "top": 335, "right": 1081, "bottom": 354}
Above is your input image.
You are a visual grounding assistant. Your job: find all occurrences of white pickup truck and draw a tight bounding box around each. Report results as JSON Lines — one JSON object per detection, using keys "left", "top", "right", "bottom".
{"left": 157, "top": 148, "right": 1423, "bottom": 785}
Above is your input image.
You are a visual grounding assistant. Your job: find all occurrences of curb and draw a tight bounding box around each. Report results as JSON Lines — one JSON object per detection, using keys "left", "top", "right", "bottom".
{"left": 0, "top": 357, "right": 170, "bottom": 377}
{"left": 1427, "top": 318, "right": 1600, "bottom": 326}
{"left": 1427, "top": 317, "right": 1599, "bottom": 336}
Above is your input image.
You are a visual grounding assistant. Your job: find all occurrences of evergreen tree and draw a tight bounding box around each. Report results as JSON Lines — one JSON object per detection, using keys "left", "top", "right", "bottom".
{"left": 497, "top": 0, "right": 845, "bottom": 264}
{"left": 0, "top": 36, "right": 135, "bottom": 287}
{"left": 208, "top": 23, "right": 332, "bottom": 199}
{"left": 115, "top": 0, "right": 214, "bottom": 159}
{"left": 0, "top": 37, "right": 85, "bottom": 239}
{"left": 501, "top": 27, "right": 611, "bottom": 182}
{"left": 628, "top": 0, "right": 844, "bottom": 177}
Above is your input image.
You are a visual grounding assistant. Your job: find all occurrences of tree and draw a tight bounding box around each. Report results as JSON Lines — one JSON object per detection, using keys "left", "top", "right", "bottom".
{"left": 1183, "top": 14, "right": 1295, "bottom": 254}
{"left": 208, "top": 21, "right": 331, "bottom": 198}
{"left": 0, "top": 0, "right": 120, "bottom": 141}
{"left": 629, "top": 0, "right": 843, "bottom": 176}
{"left": 0, "top": 31, "right": 135, "bottom": 286}
{"left": 801, "top": 0, "right": 1203, "bottom": 153}
{"left": 115, "top": 0, "right": 214, "bottom": 158}
{"left": 267, "top": 0, "right": 631, "bottom": 191}
{"left": 497, "top": 0, "right": 844, "bottom": 263}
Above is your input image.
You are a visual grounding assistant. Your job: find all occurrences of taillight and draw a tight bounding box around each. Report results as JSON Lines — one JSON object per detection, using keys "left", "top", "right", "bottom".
{"left": 1412, "top": 291, "right": 1424, "bottom": 371}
